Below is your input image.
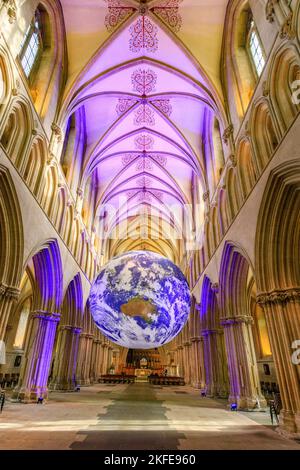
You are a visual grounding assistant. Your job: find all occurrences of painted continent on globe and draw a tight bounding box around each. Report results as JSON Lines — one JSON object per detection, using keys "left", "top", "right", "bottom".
{"left": 89, "top": 251, "right": 191, "bottom": 349}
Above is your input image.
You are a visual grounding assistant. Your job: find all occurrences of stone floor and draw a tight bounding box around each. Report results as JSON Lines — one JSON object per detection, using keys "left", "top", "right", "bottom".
{"left": 0, "top": 383, "right": 299, "bottom": 450}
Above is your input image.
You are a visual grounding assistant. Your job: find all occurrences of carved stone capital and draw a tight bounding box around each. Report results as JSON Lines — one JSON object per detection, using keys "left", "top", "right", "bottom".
{"left": 220, "top": 315, "right": 254, "bottom": 327}
{"left": 257, "top": 287, "right": 300, "bottom": 306}
{"left": 202, "top": 328, "right": 221, "bottom": 336}
{"left": 203, "top": 190, "right": 210, "bottom": 202}
{"left": 266, "top": 0, "right": 276, "bottom": 23}
{"left": 0, "top": 283, "right": 20, "bottom": 300}
{"left": 51, "top": 123, "right": 63, "bottom": 142}
{"left": 60, "top": 325, "right": 82, "bottom": 335}
{"left": 262, "top": 81, "right": 270, "bottom": 97}
{"left": 228, "top": 154, "right": 237, "bottom": 167}
{"left": 80, "top": 332, "right": 94, "bottom": 340}
{"left": 211, "top": 282, "right": 219, "bottom": 293}
{"left": 77, "top": 187, "right": 84, "bottom": 199}
{"left": 31, "top": 311, "right": 61, "bottom": 323}
{"left": 3, "top": 0, "right": 17, "bottom": 23}
{"left": 223, "top": 124, "right": 234, "bottom": 145}
{"left": 190, "top": 336, "right": 202, "bottom": 343}
{"left": 280, "top": 13, "right": 296, "bottom": 40}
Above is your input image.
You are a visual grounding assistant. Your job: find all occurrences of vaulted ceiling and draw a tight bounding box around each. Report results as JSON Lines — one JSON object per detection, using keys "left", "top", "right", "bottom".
{"left": 58, "top": 1, "right": 228, "bottom": 262}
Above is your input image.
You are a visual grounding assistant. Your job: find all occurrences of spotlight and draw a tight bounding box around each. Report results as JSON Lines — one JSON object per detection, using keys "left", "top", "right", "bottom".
{"left": 230, "top": 403, "right": 238, "bottom": 411}
{"left": 37, "top": 397, "right": 44, "bottom": 405}
{"left": 201, "top": 391, "right": 206, "bottom": 397}
{"left": 75, "top": 386, "right": 80, "bottom": 392}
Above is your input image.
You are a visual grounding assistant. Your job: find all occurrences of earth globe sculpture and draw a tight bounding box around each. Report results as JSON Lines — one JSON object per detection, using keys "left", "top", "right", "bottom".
{"left": 89, "top": 251, "right": 191, "bottom": 349}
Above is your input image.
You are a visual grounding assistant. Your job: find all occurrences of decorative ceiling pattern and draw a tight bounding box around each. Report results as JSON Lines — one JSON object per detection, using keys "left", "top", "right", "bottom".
{"left": 132, "top": 69, "right": 157, "bottom": 95}
{"left": 116, "top": 68, "right": 172, "bottom": 126}
{"left": 104, "top": 0, "right": 183, "bottom": 34}
{"left": 129, "top": 16, "right": 158, "bottom": 53}
{"left": 104, "top": 0, "right": 135, "bottom": 32}
{"left": 60, "top": 0, "right": 228, "bottom": 259}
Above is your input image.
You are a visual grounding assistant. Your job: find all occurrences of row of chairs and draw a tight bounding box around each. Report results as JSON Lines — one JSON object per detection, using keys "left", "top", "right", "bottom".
{"left": 0, "top": 373, "right": 19, "bottom": 389}
{"left": 260, "top": 381, "right": 280, "bottom": 396}
{"left": 149, "top": 376, "right": 185, "bottom": 386}
{"left": 99, "top": 374, "right": 136, "bottom": 384}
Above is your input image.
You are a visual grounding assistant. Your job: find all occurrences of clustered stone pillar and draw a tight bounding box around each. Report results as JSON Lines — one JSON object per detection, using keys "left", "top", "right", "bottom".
{"left": 76, "top": 330, "right": 94, "bottom": 386}
{"left": 183, "top": 341, "right": 192, "bottom": 384}
{"left": 0, "top": 285, "right": 20, "bottom": 365}
{"left": 50, "top": 325, "right": 82, "bottom": 390}
{"left": 100, "top": 342, "right": 109, "bottom": 375}
{"left": 258, "top": 289, "right": 300, "bottom": 437}
{"left": 221, "top": 315, "right": 266, "bottom": 409}
{"left": 202, "top": 329, "right": 228, "bottom": 397}
{"left": 113, "top": 348, "right": 121, "bottom": 373}
{"left": 177, "top": 345, "right": 184, "bottom": 378}
{"left": 90, "top": 336, "right": 102, "bottom": 383}
{"left": 190, "top": 337, "right": 206, "bottom": 389}
{"left": 15, "top": 310, "right": 60, "bottom": 401}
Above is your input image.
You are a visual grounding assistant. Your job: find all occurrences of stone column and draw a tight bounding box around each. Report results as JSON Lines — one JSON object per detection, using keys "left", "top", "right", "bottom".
{"left": 107, "top": 346, "right": 113, "bottom": 372}
{"left": 177, "top": 345, "right": 184, "bottom": 378}
{"left": 191, "top": 337, "right": 206, "bottom": 389}
{"left": 50, "top": 325, "right": 82, "bottom": 391}
{"left": 90, "top": 338, "right": 101, "bottom": 383}
{"left": 183, "top": 342, "right": 192, "bottom": 384}
{"left": 95, "top": 340, "right": 104, "bottom": 380}
{"left": 113, "top": 349, "right": 121, "bottom": 374}
{"left": 76, "top": 332, "right": 94, "bottom": 386}
{"left": 221, "top": 315, "right": 266, "bottom": 410}
{"left": 258, "top": 289, "right": 300, "bottom": 438}
{"left": 15, "top": 310, "right": 60, "bottom": 401}
{"left": 202, "top": 329, "right": 229, "bottom": 397}
{"left": 0, "top": 285, "right": 20, "bottom": 366}
{"left": 101, "top": 343, "right": 109, "bottom": 375}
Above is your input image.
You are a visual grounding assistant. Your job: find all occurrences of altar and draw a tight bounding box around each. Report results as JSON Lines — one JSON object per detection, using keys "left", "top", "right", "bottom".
{"left": 135, "top": 368, "right": 152, "bottom": 382}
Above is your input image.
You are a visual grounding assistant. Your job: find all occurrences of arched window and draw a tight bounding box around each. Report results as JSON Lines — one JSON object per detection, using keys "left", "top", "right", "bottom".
{"left": 246, "top": 13, "right": 265, "bottom": 78}
{"left": 19, "top": 9, "right": 44, "bottom": 79}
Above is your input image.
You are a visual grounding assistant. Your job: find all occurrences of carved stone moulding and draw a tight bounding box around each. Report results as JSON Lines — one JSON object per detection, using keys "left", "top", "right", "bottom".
{"left": 222, "top": 124, "right": 234, "bottom": 145}
{"left": 280, "top": 12, "right": 296, "bottom": 41}
{"left": 265, "top": 0, "right": 276, "bottom": 23}
{"left": 3, "top": 0, "right": 17, "bottom": 24}
{"left": 0, "top": 283, "right": 20, "bottom": 299}
{"left": 220, "top": 315, "right": 254, "bottom": 327}
{"left": 257, "top": 287, "right": 300, "bottom": 305}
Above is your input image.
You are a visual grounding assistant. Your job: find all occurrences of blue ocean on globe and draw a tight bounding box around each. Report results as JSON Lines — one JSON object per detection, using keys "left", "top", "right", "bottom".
{"left": 89, "top": 251, "right": 191, "bottom": 349}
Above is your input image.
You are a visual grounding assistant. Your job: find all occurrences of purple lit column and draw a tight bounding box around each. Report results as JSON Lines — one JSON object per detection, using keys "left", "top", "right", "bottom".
{"left": 76, "top": 331, "right": 94, "bottom": 385}
{"left": 50, "top": 325, "right": 82, "bottom": 390}
{"left": 221, "top": 315, "right": 266, "bottom": 409}
{"left": 15, "top": 310, "right": 60, "bottom": 401}
{"left": 202, "top": 329, "right": 228, "bottom": 397}
{"left": 191, "top": 337, "right": 206, "bottom": 389}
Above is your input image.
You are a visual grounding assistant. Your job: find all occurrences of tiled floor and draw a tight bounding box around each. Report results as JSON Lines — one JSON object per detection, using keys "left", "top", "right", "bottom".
{"left": 0, "top": 383, "right": 299, "bottom": 450}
